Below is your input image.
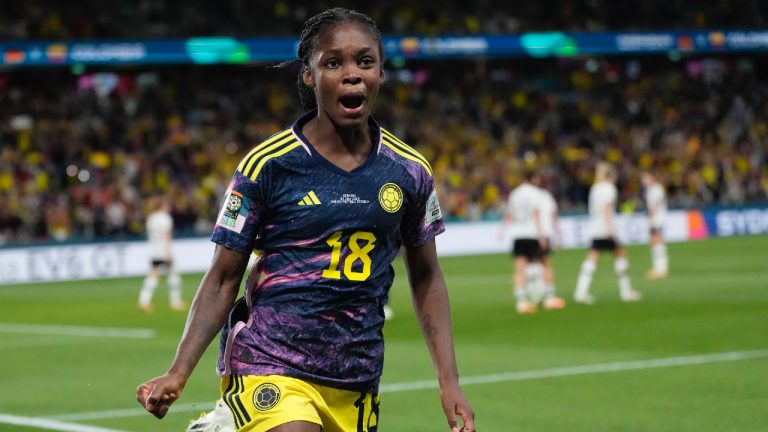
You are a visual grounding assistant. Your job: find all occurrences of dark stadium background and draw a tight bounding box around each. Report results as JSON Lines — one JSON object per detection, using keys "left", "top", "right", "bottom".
{"left": 0, "top": 2, "right": 766, "bottom": 432}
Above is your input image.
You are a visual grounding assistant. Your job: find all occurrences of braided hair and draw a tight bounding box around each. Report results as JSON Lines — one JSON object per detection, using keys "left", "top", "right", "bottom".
{"left": 295, "top": 8, "right": 384, "bottom": 111}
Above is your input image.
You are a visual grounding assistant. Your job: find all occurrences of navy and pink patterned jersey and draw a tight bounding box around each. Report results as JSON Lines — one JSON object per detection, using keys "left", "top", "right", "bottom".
{"left": 212, "top": 112, "right": 445, "bottom": 392}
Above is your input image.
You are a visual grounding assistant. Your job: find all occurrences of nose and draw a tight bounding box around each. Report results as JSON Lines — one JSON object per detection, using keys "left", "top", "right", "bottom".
{"left": 342, "top": 65, "right": 363, "bottom": 85}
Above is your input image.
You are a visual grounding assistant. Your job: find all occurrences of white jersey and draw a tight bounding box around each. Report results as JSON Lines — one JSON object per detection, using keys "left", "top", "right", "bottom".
{"left": 588, "top": 181, "right": 617, "bottom": 239}
{"left": 645, "top": 183, "right": 667, "bottom": 229}
{"left": 506, "top": 183, "right": 542, "bottom": 239}
{"left": 538, "top": 188, "right": 558, "bottom": 238}
{"left": 146, "top": 210, "right": 173, "bottom": 260}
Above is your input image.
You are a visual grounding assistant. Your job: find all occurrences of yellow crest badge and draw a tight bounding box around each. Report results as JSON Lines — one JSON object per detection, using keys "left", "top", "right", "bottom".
{"left": 379, "top": 183, "right": 403, "bottom": 213}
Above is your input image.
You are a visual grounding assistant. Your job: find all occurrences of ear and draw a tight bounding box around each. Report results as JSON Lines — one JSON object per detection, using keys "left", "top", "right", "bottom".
{"left": 302, "top": 66, "right": 315, "bottom": 88}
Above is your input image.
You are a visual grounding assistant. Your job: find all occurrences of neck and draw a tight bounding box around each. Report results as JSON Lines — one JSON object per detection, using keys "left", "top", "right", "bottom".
{"left": 301, "top": 111, "right": 374, "bottom": 171}
{"left": 305, "top": 111, "right": 372, "bottom": 155}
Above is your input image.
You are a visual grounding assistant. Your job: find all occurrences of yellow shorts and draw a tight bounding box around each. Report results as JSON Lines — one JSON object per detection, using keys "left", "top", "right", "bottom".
{"left": 220, "top": 374, "right": 380, "bottom": 432}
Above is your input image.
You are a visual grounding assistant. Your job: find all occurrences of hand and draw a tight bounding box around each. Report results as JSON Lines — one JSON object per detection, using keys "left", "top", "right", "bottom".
{"left": 552, "top": 232, "right": 562, "bottom": 249}
{"left": 136, "top": 373, "right": 185, "bottom": 419}
{"left": 538, "top": 237, "right": 548, "bottom": 250}
{"left": 441, "top": 385, "right": 476, "bottom": 432}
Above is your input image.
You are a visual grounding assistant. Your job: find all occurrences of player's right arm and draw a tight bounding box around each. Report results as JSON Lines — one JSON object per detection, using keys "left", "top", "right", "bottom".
{"left": 136, "top": 245, "right": 249, "bottom": 419}
{"left": 551, "top": 208, "right": 562, "bottom": 248}
{"left": 603, "top": 202, "right": 615, "bottom": 239}
{"left": 497, "top": 192, "right": 515, "bottom": 241}
{"left": 533, "top": 204, "right": 546, "bottom": 249}
{"left": 603, "top": 185, "right": 618, "bottom": 239}
{"left": 647, "top": 187, "right": 661, "bottom": 220}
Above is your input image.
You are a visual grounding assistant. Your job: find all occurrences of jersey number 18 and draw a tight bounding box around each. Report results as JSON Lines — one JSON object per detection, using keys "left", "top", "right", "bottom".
{"left": 322, "top": 231, "right": 376, "bottom": 281}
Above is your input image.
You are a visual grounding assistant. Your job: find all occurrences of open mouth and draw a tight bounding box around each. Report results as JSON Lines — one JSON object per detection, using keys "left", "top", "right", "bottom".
{"left": 339, "top": 94, "right": 365, "bottom": 110}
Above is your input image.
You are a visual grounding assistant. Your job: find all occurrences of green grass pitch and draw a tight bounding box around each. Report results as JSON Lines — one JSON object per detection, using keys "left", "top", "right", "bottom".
{"left": 1, "top": 235, "right": 766, "bottom": 431}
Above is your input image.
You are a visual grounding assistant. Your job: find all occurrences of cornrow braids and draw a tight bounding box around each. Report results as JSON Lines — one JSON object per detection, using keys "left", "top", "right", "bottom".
{"left": 295, "top": 7, "right": 383, "bottom": 112}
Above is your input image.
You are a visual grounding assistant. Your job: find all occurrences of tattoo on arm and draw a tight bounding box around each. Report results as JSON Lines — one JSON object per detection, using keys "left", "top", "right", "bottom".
{"left": 421, "top": 314, "right": 439, "bottom": 352}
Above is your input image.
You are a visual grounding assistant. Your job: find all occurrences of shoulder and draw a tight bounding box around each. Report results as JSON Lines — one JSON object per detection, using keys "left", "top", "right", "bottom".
{"left": 596, "top": 182, "right": 613, "bottom": 191}
{"left": 148, "top": 211, "right": 171, "bottom": 227}
{"left": 379, "top": 127, "right": 434, "bottom": 178}
{"left": 517, "top": 184, "right": 534, "bottom": 198}
{"left": 236, "top": 128, "right": 303, "bottom": 181}
{"left": 591, "top": 182, "right": 609, "bottom": 197}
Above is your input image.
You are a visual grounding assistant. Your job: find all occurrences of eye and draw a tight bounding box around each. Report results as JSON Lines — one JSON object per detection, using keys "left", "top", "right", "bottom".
{"left": 325, "top": 59, "right": 340, "bottom": 69}
{"left": 359, "top": 56, "right": 376, "bottom": 68}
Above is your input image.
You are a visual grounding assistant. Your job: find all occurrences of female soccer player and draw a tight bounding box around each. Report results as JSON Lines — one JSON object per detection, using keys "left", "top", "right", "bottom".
{"left": 136, "top": 8, "right": 475, "bottom": 432}
{"left": 138, "top": 196, "right": 185, "bottom": 313}
{"left": 641, "top": 170, "right": 669, "bottom": 279}
{"left": 573, "top": 162, "right": 642, "bottom": 304}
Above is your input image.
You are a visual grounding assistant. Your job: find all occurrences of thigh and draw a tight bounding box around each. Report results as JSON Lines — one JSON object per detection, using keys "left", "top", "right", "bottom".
{"left": 220, "top": 374, "right": 323, "bottom": 432}
{"left": 268, "top": 421, "right": 321, "bottom": 432}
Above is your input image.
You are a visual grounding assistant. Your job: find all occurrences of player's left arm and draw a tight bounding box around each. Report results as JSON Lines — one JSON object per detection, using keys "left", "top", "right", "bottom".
{"left": 497, "top": 197, "right": 514, "bottom": 241}
{"left": 404, "top": 240, "right": 476, "bottom": 432}
{"left": 603, "top": 202, "right": 615, "bottom": 238}
{"left": 533, "top": 206, "right": 546, "bottom": 249}
{"left": 552, "top": 210, "right": 562, "bottom": 249}
{"left": 162, "top": 228, "right": 173, "bottom": 260}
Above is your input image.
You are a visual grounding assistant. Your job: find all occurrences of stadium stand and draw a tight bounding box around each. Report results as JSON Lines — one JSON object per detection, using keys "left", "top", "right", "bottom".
{"left": 1, "top": 3, "right": 767, "bottom": 245}
{"left": 1, "top": 0, "right": 767, "bottom": 39}
{"left": 1, "top": 56, "right": 766, "bottom": 246}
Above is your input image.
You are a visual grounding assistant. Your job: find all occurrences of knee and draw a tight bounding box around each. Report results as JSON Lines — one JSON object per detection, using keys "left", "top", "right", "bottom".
{"left": 614, "top": 257, "right": 629, "bottom": 275}
{"left": 168, "top": 272, "right": 181, "bottom": 285}
{"left": 581, "top": 260, "right": 596, "bottom": 275}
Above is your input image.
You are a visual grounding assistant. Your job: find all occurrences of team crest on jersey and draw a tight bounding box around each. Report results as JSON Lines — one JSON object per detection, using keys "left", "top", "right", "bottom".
{"left": 252, "top": 383, "right": 281, "bottom": 411}
{"left": 378, "top": 183, "right": 403, "bottom": 213}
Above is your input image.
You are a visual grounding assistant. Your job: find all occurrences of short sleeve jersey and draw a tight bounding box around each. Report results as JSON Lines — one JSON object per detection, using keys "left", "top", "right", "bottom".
{"left": 645, "top": 183, "right": 667, "bottom": 228}
{"left": 538, "top": 188, "right": 558, "bottom": 238}
{"left": 588, "top": 181, "right": 617, "bottom": 239}
{"left": 146, "top": 210, "right": 173, "bottom": 260}
{"left": 211, "top": 112, "right": 445, "bottom": 392}
{"left": 507, "top": 182, "right": 541, "bottom": 239}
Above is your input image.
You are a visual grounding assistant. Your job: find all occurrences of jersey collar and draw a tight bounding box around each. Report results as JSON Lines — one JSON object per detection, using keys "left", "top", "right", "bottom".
{"left": 291, "top": 110, "right": 382, "bottom": 177}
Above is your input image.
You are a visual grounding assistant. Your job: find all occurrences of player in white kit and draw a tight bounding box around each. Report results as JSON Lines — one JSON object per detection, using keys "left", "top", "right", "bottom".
{"left": 642, "top": 171, "right": 669, "bottom": 279}
{"left": 574, "top": 162, "right": 641, "bottom": 304}
{"left": 501, "top": 171, "right": 564, "bottom": 313}
{"left": 536, "top": 184, "right": 566, "bottom": 310}
{"left": 138, "top": 196, "right": 185, "bottom": 312}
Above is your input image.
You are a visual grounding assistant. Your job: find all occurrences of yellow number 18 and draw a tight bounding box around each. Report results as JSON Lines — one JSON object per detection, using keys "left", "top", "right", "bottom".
{"left": 322, "top": 231, "right": 376, "bottom": 281}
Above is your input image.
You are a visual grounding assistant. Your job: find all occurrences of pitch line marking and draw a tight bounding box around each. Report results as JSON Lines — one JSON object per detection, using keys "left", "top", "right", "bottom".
{"left": 0, "top": 323, "right": 155, "bottom": 339}
{"left": 46, "top": 348, "right": 768, "bottom": 422}
{"left": 380, "top": 348, "right": 768, "bottom": 392}
{"left": 48, "top": 402, "right": 215, "bottom": 422}
{"left": 0, "top": 338, "right": 103, "bottom": 350}
{"left": 0, "top": 413, "right": 127, "bottom": 432}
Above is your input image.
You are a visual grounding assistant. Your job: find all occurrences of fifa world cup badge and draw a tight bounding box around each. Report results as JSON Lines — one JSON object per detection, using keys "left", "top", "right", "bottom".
{"left": 217, "top": 190, "right": 247, "bottom": 233}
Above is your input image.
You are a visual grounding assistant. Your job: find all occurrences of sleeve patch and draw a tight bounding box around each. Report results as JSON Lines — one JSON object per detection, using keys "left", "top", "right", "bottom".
{"left": 424, "top": 189, "right": 443, "bottom": 226}
{"left": 217, "top": 190, "right": 248, "bottom": 233}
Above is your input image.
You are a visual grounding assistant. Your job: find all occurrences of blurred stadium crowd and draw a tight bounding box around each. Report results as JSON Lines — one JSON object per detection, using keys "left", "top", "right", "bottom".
{"left": 1, "top": 2, "right": 767, "bottom": 246}
{"left": 2, "top": 56, "right": 766, "bottom": 246}
{"left": 1, "top": 0, "right": 766, "bottom": 39}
